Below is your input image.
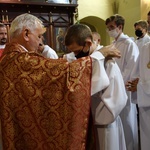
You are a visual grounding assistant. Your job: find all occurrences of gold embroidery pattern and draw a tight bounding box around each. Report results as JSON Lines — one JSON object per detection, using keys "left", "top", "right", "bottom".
{"left": 0, "top": 43, "right": 92, "bottom": 150}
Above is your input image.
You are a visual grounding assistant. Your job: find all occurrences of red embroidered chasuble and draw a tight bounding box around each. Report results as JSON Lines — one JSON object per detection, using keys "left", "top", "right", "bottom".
{"left": 0, "top": 43, "right": 92, "bottom": 150}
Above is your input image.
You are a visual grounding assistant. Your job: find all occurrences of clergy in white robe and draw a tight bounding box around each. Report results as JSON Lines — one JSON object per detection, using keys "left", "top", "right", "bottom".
{"left": 64, "top": 49, "right": 127, "bottom": 150}
{"left": 129, "top": 42, "right": 150, "bottom": 150}
{"left": 134, "top": 20, "right": 150, "bottom": 52}
{"left": 132, "top": 30, "right": 150, "bottom": 104}
{"left": 91, "top": 58, "right": 127, "bottom": 150}
{"left": 112, "top": 32, "right": 139, "bottom": 150}
{"left": 63, "top": 23, "right": 125, "bottom": 149}
{"left": 106, "top": 15, "right": 139, "bottom": 150}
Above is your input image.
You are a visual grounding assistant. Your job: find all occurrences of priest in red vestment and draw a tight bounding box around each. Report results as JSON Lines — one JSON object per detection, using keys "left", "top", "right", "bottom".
{"left": 0, "top": 13, "right": 92, "bottom": 150}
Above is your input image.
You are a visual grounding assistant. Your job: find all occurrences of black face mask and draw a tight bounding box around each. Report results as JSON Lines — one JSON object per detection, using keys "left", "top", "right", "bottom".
{"left": 75, "top": 50, "right": 89, "bottom": 59}
{"left": 135, "top": 29, "right": 143, "bottom": 38}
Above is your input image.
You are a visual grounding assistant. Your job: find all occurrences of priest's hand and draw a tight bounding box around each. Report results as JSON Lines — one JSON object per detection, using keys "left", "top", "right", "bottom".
{"left": 99, "top": 44, "right": 121, "bottom": 58}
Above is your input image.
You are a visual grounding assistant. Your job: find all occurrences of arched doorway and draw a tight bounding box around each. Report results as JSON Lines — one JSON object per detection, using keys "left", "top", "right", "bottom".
{"left": 79, "top": 16, "right": 110, "bottom": 46}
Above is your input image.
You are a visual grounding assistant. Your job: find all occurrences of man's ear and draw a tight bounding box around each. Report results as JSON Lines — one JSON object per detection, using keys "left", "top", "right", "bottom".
{"left": 118, "top": 25, "right": 123, "bottom": 30}
{"left": 23, "top": 29, "right": 29, "bottom": 41}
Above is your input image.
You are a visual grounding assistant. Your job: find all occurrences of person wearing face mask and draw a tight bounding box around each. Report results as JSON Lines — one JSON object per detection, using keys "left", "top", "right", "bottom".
{"left": 105, "top": 14, "right": 139, "bottom": 150}
{"left": 129, "top": 20, "right": 150, "bottom": 150}
{"left": 64, "top": 24, "right": 127, "bottom": 150}
{"left": 126, "top": 39, "right": 150, "bottom": 150}
{"left": 134, "top": 20, "right": 150, "bottom": 51}
{"left": 63, "top": 31, "right": 104, "bottom": 61}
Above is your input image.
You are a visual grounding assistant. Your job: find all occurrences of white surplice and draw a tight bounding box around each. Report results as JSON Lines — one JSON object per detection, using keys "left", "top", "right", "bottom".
{"left": 135, "top": 34, "right": 150, "bottom": 52}
{"left": 133, "top": 42, "right": 150, "bottom": 150}
{"left": 91, "top": 59, "right": 127, "bottom": 150}
{"left": 137, "top": 42, "right": 150, "bottom": 107}
{"left": 113, "top": 33, "right": 139, "bottom": 150}
{"left": 0, "top": 45, "right": 5, "bottom": 49}
{"left": 41, "top": 45, "right": 58, "bottom": 59}
{"left": 131, "top": 33, "right": 150, "bottom": 104}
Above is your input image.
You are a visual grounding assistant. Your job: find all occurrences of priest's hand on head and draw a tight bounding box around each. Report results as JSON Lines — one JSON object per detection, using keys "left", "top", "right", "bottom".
{"left": 98, "top": 44, "right": 121, "bottom": 58}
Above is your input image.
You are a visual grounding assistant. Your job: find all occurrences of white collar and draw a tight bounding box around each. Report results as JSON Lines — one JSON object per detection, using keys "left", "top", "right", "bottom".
{"left": 0, "top": 45, "right": 5, "bottom": 49}
{"left": 19, "top": 44, "right": 28, "bottom": 52}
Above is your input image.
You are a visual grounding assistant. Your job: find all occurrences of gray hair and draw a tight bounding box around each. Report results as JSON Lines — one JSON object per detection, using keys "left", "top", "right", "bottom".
{"left": 9, "top": 13, "right": 44, "bottom": 39}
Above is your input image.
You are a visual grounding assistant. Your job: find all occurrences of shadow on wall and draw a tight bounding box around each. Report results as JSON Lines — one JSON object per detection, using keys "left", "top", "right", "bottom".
{"left": 78, "top": 16, "right": 111, "bottom": 46}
